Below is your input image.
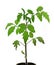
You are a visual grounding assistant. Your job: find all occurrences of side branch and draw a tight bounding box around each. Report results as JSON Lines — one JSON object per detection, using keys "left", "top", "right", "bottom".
{"left": 19, "top": 41, "right": 25, "bottom": 46}
{"left": 27, "top": 37, "right": 36, "bottom": 44}
{"left": 27, "top": 38, "right": 33, "bottom": 44}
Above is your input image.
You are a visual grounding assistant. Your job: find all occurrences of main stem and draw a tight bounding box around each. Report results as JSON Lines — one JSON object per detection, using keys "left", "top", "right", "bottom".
{"left": 25, "top": 21, "right": 28, "bottom": 65}
{"left": 25, "top": 42, "right": 27, "bottom": 65}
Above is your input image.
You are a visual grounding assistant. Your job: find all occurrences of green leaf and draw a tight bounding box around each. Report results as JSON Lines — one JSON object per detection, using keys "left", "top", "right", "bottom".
{"left": 42, "top": 11, "right": 50, "bottom": 22}
{"left": 29, "top": 32, "right": 33, "bottom": 38}
{"left": 5, "top": 23, "right": 14, "bottom": 29}
{"left": 19, "top": 23, "right": 26, "bottom": 29}
{"left": 27, "top": 9, "right": 33, "bottom": 14}
{"left": 31, "top": 15, "right": 35, "bottom": 22}
{"left": 18, "top": 28, "right": 24, "bottom": 34}
{"left": 13, "top": 40, "right": 20, "bottom": 50}
{"left": 21, "top": 8, "right": 25, "bottom": 14}
{"left": 23, "top": 31, "right": 28, "bottom": 43}
{"left": 21, "top": 50, "right": 25, "bottom": 54}
{"left": 18, "top": 23, "right": 26, "bottom": 34}
{"left": 16, "top": 13, "right": 22, "bottom": 25}
{"left": 37, "top": 37, "right": 44, "bottom": 44}
{"left": 26, "top": 17, "right": 31, "bottom": 23}
{"left": 23, "top": 14, "right": 26, "bottom": 20}
{"left": 15, "top": 20, "right": 19, "bottom": 25}
{"left": 33, "top": 38, "right": 36, "bottom": 46}
{"left": 36, "top": 13, "right": 42, "bottom": 21}
{"left": 21, "top": 8, "right": 26, "bottom": 20}
{"left": 27, "top": 24, "right": 35, "bottom": 33}
{"left": 37, "top": 6, "right": 43, "bottom": 12}
{"left": 8, "top": 26, "right": 15, "bottom": 36}
{"left": 16, "top": 28, "right": 19, "bottom": 34}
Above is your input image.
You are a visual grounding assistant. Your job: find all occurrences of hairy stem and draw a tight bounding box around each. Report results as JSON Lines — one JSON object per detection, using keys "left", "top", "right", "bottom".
{"left": 27, "top": 38, "right": 33, "bottom": 44}
{"left": 25, "top": 42, "right": 27, "bottom": 65}
{"left": 19, "top": 41, "right": 25, "bottom": 46}
{"left": 27, "top": 37, "right": 36, "bottom": 44}
{"left": 24, "top": 21, "right": 28, "bottom": 65}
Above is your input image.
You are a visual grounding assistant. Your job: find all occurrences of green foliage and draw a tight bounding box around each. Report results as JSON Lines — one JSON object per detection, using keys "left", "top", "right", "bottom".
{"left": 37, "top": 6, "right": 43, "bottom": 12}
{"left": 27, "top": 24, "right": 35, "bottom": 32}
{"left": 21, "top": 8, "right": 26, "bottom": 20}
{"left": 26, "top": 17, "right": 31, "bottom": 23}
{"left": 21, "top": 50, "right": 25, "bottom": 54}
{"left": 33, "top": 38, "right": 36, "bottom": 46}
{"left": 16, "top": 28, "right": 19, "bottom": 34}
{"left": 21, "top": 8, "right": 25, "bottom": 14}
{"left": 36, "top": 13, "right": 42, "bottom": 21}
{"left": 15, "top": 13, "right": 22, "bottom": 25}
{"left": 8, "top": 26, "right": 15, "bottom": 36}
{"left": 15, "top": 20, "right": 18, "bottom": 25}
{"left": 42, "top": 11, "right": 50, "bottom": 22}
{"left": 16, "top": 23, "right": 26, "bottom": 34}
{"left": 37, "top": 37, "right": 44, "bottom": 44}
{"left": 5, "top": 23, "right": 14, "bottom": 29}
{"left": 19, "top": 23, "right": 26, "bottom": 29}
{"left": 27, "top": 9, "right": 33, "bottom": 14}
{"left": 36, "top": 6, "right": 50, "bottom": 23}
{"left": 29, "top": 32, "right": 33, "bottom": 38}
{"left": 5, "top": 7, "right": 50, "bottom": 50}
{"left": 23, "top": 31, "right": 28, "bottom": 43}
{"left": 23, "top": 14, "right": 26, "bottom": 20}
{"left": 18, "top": 23, "right": 26, "bottom": 34}
{"left": 18, "top": 28, "right": 24, "bottom": 34}
{"left": 13, "top": 40, "right": 20, "bottom": 50}
{"left": 31, "top": 15, "right": 35, "bottom": 22}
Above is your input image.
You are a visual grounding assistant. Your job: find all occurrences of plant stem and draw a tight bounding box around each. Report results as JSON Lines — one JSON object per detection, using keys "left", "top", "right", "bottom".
{"left": 19, "top": 41, "right": 25, "bottom": 46}
{"left": 25, "top": 42, "right": 27, "bottom": 65}
{"left": 25, "top": 21, "right": 28, "bottom": 65}
{"left": 27, "top": 38, "right": 33, "bottom": 44}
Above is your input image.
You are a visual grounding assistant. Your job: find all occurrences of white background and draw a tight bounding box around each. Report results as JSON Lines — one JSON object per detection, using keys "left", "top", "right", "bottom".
{"left": 0, "top": 0, "right": 54, "bottom": 65}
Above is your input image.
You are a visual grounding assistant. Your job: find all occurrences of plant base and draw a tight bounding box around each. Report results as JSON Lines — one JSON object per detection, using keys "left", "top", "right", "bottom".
{"left": 16, "top": 62, "right": 36, "bottom": 65}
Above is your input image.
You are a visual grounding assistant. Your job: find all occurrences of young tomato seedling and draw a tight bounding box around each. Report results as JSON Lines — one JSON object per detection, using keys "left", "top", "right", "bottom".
{"left": 5, "top": 6, "right": 50, "bottom": 65}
